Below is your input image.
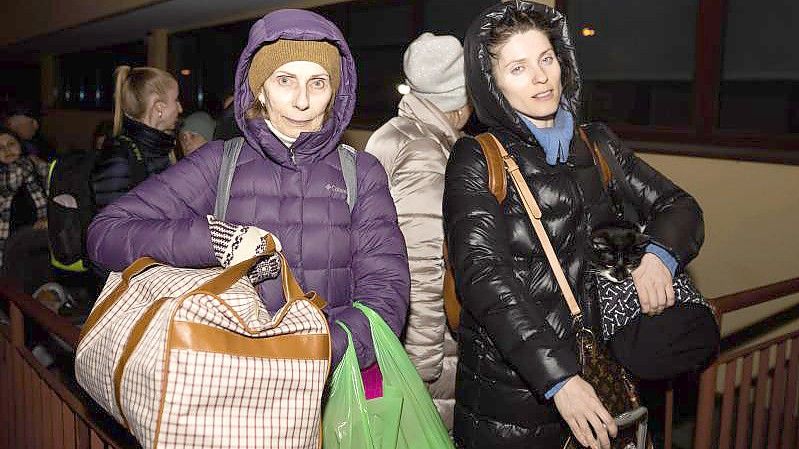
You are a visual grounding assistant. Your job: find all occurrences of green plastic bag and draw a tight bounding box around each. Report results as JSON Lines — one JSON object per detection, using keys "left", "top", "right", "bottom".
{"left": 322, "top": 304, "right": 454, "bottom": 449}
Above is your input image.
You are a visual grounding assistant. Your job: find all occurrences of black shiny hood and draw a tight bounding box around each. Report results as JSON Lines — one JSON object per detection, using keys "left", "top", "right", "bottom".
{"left": 463, "top": 1, "right": 581, "bottom": 143}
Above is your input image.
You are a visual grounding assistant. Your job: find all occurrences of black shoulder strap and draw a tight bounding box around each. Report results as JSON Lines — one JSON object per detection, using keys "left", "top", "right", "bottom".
{"left": 580, "top": 123, "right": 641, "bottom": 225}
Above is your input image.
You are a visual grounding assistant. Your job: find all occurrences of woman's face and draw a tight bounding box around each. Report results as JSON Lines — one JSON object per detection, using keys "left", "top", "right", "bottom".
{"left": 0, "top": 133, "right": 22, "bottom": 165}
{"left": 260, "top": 60, "right": 334, "bottom": 139}
{"left": 152, "top": 81, "right": 182, "bottom": 133}
{"left": 492, "top": 29, "right": 562, "bottom": 128}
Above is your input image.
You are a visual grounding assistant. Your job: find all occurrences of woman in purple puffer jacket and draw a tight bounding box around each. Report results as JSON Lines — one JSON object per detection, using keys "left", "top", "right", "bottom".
{"left": 86, "top": 9, "right": 410, "bottom": 371}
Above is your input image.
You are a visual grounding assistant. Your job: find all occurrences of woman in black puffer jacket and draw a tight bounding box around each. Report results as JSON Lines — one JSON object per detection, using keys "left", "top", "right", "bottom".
{"left": 92, "top": 65, "right": 182, "bottom": 210}
{"left": 444, "top": 2, "right": 708, "bottom": 449}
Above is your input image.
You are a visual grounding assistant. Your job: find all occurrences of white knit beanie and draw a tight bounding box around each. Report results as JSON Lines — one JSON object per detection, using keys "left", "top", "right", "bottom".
{"left": 403, "top": 33, "right": 467, "bottom": 113}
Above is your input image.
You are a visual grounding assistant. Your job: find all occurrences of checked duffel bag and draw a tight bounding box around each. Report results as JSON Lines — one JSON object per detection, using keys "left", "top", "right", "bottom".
{"left": 75, "top": 235, "right": 330, "bottom": 449}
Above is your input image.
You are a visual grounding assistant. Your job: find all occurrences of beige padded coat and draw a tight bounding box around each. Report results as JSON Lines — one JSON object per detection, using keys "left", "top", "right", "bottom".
{"left": 365, "top": 93, "right": 459, "bottom": 430}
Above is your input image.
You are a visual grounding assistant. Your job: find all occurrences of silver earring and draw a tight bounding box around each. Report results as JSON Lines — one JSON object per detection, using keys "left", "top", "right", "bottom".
{"left": 159, "top": 111, "right": 163, "bottom": 118}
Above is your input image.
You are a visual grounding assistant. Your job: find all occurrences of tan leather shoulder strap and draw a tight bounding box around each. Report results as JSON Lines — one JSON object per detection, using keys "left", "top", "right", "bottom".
{"left": 479, "top": 133, "right": 582, "bottom": 318}
{"left": 577, "top": 126, "right": 611, "bottom": 189}
{"left": 475, "top": 133, "right": 507, "bottom": 203}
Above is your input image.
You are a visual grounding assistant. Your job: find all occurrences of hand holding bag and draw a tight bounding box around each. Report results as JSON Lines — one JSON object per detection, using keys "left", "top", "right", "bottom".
{"left": 75, "top": 234, "right": 330, "bottom": 449}
{"left": 475, "top": 133, "right": 649, "bottom": 449}
{"left": 578, "top": 125, "right": 719, "bottom": 381}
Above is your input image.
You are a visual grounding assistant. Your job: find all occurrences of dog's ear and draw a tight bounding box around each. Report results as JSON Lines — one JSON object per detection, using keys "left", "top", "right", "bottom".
{"left": 591, "top": 235, "right": 609, "bottom": 251}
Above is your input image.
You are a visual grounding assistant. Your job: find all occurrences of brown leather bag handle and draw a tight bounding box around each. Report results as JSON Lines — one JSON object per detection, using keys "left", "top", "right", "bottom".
{"left": 80, "top": 257, "right": 163, "bottom": 340}
{"left": 475, "top": 133, "right": 582, "bottom": 319}
{"left": 191, "top": 235, "right": 324, "bottom": 309}
{"left": 82, "top": 234, "right": 325, "bottom": 345}
{"left": 577, "top": 126, "right": 612, "bottom": 190}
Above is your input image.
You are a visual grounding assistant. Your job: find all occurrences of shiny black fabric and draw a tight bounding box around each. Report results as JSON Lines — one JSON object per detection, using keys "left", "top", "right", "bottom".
{"left": 444, "top": 2, "right": 705, "bottom": 448}
{"left": 91, "top": 116, "right": 174, "bottom": 210}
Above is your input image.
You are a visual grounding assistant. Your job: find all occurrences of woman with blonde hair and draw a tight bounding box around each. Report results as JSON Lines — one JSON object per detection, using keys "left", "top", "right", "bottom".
{"left": 91, "top": 65, "right": 182, "bottom": 210}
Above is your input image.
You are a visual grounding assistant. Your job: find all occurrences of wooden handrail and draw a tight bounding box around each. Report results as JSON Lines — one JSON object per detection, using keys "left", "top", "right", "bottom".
{"left": 691, "top": 275, "right": 799, "bottom": 449}
{"left": 716, "top": 329, "right": 799, "bottom": 365}
{"left": 711, "top": 276, "right": 799, "bottom": 315}
{"left": 1, "top": 274, "right": 796, "bottom": 354}
{"left": 0, "top": 277, "right": 80, "bottom": 348}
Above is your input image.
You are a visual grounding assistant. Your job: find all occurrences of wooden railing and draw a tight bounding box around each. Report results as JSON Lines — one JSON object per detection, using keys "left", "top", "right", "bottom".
{"left": 0, "top": 279, "right": 137, "bottom": 449}
{"left": 663, "top": 277, "right": 799, "bottom": 449}
{"left": 3, "top": 274, "right": 799, "bottom": 449}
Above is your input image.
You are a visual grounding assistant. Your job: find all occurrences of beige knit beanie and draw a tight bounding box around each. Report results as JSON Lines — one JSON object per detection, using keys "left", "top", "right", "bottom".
{"left": 248, "top": 39, "right": 341, "bottom": 97}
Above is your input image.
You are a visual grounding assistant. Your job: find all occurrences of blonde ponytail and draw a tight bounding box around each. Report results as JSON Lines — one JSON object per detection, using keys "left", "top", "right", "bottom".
{"left": 110, "top": 65, "right": 176, "bottom": 138}
{"left": 112, "top": 65, "right": 131, "bottom": 137}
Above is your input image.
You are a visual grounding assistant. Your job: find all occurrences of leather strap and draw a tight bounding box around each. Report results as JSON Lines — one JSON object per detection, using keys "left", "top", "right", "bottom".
{"left": 577, "top": 126, "right": 611, "bottom": 190}
{"left": 580, "top": 124, "right": 642, "bottom": 225}
{"left": 113, "top": 296, "right": 170, "bottom": 428}
{"left": 171, "top": 321, "right": 329, "bottom": 360}
{"left": 475, "top": 133, "right": 582, "bottom": 318}
{"left": 181, "top": 234, "right": 325, "bottom": 309}
{"left": 79, "top": 257, "right": 162, "bottom": 340}
{"left": 441, "top": 133, "right": 509, "bottom": 331}
{"left": 480, "top": 135, "right": 508, "bottom": 203}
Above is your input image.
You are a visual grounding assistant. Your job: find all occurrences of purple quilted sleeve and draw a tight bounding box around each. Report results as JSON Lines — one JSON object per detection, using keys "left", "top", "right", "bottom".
{"left": 330, "top": 153, "right": 410, "bottom": 368}
{"left": 87, "top": 143, "right": 223, "bottom": 272}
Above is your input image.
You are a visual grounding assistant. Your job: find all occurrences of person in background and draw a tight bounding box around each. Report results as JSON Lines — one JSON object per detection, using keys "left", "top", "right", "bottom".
{"left": 90, "top": 65, "right": 182, "bottom": 211}
{"left": 92, "top": 120, "right": 114, "bottom": 151}
{"left": 0, "top": 127, "right": 47, "bottom": 275}
{"left": 365, "top": 32, "right": 471, "bottom": 431}
{"left": 178, "top": 111, "right": 216, "bottom": 156}
{"left": 87, "top": 9, "right": 409, "bottom": 380}
{"left": 3, "top": 102, "right": 54, "bottom": 161}
{"left": 213, "top": 88, "right": 241, "bottom": 140}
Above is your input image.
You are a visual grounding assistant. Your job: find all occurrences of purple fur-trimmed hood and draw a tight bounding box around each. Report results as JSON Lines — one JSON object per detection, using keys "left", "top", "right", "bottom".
{"left": 234, "top": 9, "right": 357, "bottom": 167}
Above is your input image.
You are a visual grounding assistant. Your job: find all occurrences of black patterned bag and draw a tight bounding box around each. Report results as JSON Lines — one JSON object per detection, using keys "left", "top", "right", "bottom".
{"left": 579, "top": 125, "right": 719, "bottom": 381}
{"left": 596, "top": 273, "right": 708, "bottom": 340}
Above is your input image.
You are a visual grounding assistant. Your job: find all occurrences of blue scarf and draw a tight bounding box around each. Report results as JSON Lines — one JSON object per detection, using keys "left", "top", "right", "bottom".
{"left": 518, "top": 106, "right": 575, "bottom": 166}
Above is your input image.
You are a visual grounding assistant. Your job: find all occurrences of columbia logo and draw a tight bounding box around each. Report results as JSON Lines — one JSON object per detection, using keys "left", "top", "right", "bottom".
{"left": 325, "top": 184, "right": 347, "bottom": 196}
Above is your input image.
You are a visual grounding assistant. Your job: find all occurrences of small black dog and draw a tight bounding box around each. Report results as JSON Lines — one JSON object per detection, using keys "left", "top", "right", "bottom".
{"left": 589, "top": 222, "right": 650, "bottom": 283}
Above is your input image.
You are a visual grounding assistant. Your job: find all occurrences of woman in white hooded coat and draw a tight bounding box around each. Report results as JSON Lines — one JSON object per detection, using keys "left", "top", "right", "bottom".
{"left": 365, "top": 32, "right": 472, "bottom": 431}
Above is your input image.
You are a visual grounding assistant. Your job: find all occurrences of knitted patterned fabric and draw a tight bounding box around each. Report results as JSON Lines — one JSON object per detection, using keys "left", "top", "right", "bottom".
{"left": 0, "top": 156, "right": 47, "bottom": 265}
{"left": 207, "top": 215, "right": 281, "bottom": 284}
